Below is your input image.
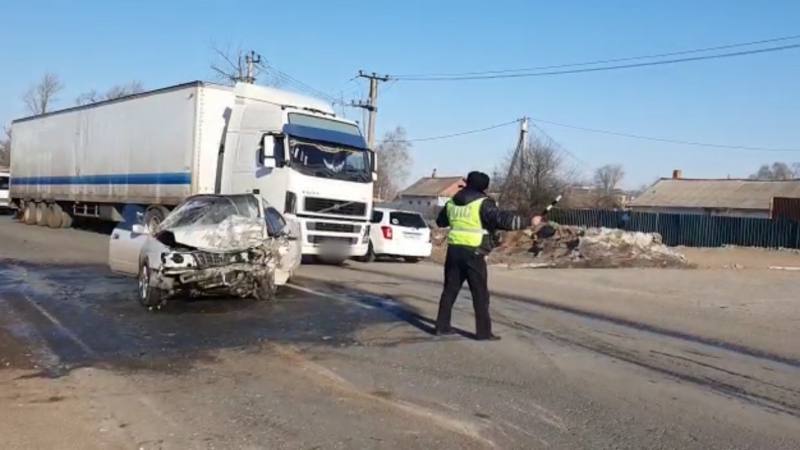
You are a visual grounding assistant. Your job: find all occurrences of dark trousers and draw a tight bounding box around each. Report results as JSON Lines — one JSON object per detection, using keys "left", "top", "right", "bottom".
{"left": 436, "top": 245, "right": 492, "bottom": 338}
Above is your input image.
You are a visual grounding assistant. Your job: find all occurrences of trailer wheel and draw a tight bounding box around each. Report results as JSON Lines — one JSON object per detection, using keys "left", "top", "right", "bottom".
{"left": 60, "top": 210, "right": 73, "bottom": 228}
{"left": 35, "top": 203, "right": 48, "bottom": 226}
{"left": 46, "top": 204, "right": 63, "bottom": 228}
{"left": 143, "top": 205, "right": 170, "bottom": 233}
{"left": 23, "top": 203, "right": 37, "bottom": 225}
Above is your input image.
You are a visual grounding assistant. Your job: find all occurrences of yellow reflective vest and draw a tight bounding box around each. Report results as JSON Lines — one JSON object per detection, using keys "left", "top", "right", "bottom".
{"left": 446, "top": 198, "right": 488, "bottom": 247}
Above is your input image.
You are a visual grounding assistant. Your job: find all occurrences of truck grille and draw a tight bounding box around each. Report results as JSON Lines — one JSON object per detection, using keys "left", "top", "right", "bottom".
{"left": 308, "top": 236, "right": 358, "bottom": 245}
{"left": 304, "top": 197, "right": 366, "bottom": 216}
{"left": 307, "top": 222, "right": 359, "bottom": 233}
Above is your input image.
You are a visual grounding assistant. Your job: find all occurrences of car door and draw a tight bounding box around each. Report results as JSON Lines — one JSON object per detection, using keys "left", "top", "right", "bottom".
{"left": 108, "top": 224, "right": 150, "bottom": 275}
{"left": 369, "top": 209, "right": 385, "bottom": 253}
{"left": 265, "top": 206, "right": 300, "bottom": 284}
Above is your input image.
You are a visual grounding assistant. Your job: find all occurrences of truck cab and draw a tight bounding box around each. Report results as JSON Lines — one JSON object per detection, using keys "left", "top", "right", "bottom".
{"left": 219, "top": 84, "right": 374, "bottom": 261}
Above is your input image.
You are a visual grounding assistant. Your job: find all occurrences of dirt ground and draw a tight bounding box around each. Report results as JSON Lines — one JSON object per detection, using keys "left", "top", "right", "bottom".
{"left": 679, "top": 246, "right": 800, "bottom": 269}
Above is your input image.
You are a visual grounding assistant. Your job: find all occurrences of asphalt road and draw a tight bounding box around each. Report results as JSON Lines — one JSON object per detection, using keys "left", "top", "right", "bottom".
{"left": 1, "top": 215, "right": 799, "bottom": 449}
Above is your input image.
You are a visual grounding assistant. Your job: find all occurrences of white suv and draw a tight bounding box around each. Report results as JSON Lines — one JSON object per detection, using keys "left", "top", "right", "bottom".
{"left": 363, "top": 208, "right": 432, "bottom": 262}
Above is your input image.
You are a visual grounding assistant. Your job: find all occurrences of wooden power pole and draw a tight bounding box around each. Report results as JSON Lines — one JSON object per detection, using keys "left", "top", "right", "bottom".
{"left": 351, "top": 71, "right": 390, "bottom": 148}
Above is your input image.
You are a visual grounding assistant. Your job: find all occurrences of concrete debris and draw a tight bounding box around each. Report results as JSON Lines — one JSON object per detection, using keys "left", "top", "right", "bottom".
{"left": 433, "top": 224, "right": 689, "bottom": 268}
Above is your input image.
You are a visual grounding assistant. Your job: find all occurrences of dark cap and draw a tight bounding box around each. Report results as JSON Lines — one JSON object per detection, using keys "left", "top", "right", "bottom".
{"left": 465, "top": 171, "right": 490, "bottom": 192}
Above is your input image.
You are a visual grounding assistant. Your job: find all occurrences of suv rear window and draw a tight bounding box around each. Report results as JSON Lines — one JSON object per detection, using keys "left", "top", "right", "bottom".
{"left": 0, "top": 177, "right": 8, "bottom": 190}
{"left": 371, "top": 210, "right": 384, "bottom": 223}
{"left": 389, "top": 212, "right": 426, "bottom": 228}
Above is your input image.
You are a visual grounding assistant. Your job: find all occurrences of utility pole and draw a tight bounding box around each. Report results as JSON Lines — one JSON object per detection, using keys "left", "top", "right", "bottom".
{"left": 499, "top": 117, "right": 529, "bottom": 206}
{"left": 244, "top": 51, "right": 262, "bottom": 84}
{"left": 351, "top": 71, "right": 390, "bottom": 148}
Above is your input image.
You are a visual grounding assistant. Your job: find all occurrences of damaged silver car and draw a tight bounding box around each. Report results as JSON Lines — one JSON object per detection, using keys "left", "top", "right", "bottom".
{"left": 108, "top": 194, "right": 301, "bottom": 309}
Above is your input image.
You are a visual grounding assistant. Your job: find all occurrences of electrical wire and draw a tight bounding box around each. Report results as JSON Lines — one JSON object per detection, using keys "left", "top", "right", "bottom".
{"left": 387, "top": 119, "right": 522, "bottom": 143}
{"left": 530, "top": 117, "right": 800, "bottom": 152}
{"left": 393, "top": 33, "right": 800, "bottom": 78}
{"left": 529, "top": 123, "right": 593, "bottom": 169}
{"left": 394, "top": 43, "right": 800, "bottom": 81}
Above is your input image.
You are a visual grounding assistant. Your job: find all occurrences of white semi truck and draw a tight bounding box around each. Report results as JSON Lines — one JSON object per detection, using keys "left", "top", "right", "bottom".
{"left": 10, "top": 81, "right": 374, "bottom": 259}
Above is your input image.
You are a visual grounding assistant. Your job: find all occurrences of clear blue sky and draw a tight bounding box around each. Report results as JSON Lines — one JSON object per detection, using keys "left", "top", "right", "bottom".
{"left": 2, "top": 0, "right": 799, "bottom": 188}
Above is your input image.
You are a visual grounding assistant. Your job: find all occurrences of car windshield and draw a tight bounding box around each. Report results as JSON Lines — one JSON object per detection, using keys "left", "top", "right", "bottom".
{"left": 390, "top": 212, "right": 427, "bottom": 228}
{"left": 160, "top": 195, "right": 260, "bottom": 230}
{"left": 289, "top": 139, "right": 371, "bottom": 183}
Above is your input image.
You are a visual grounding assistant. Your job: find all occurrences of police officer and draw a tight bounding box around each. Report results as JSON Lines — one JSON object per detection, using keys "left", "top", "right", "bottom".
{"left": 435, "top": 171, "right": 540, "bottom": 340}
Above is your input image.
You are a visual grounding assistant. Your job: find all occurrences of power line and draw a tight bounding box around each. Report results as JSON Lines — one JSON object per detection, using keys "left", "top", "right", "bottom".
{"left": 531, "top": 117, "right": 800, "bottom": 152}
{"left": 529, "top": 123, "right": 593, "bottom": 169}
{"left": 265, "top": 64, "right": 339, "bottom": 103}
{"left": 393, "top": 33, "right": 800, "bottom": 78}
{"left": 394, "top": 43, "right": 800, "bottom": 81}
{"left": 389, "top": 119, "right": 522, "bottom": 143}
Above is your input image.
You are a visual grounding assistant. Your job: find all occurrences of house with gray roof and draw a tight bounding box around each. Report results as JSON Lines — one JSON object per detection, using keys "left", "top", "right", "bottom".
{"left": 630, "top": 172, "right": 800, "bottom": 219}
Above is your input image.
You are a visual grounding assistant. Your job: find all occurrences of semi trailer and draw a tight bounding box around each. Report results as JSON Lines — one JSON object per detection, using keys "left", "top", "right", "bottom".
{"left": 10, "top": 81, "right": 375, "bottom": 259}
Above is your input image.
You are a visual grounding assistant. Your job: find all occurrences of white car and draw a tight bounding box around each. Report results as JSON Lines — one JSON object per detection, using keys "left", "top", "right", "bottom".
{"left": 0, "top": 170, "right": 12, "bottom": 212}
{"left": 108, "top": 193, "right": 301, "bottom": 309}
{"left": 363, "top": 208, "right": 432, "bottom": 262}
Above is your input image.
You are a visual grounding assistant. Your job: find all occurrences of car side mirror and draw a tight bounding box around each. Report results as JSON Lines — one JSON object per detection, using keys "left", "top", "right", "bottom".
{"left": 132, "top": 224, "right": 149, "bottom": 235}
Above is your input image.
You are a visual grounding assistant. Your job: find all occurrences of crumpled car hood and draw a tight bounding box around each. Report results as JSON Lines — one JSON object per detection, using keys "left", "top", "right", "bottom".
{"left": 166, "top": 215, "right": 267, "bottom": 252}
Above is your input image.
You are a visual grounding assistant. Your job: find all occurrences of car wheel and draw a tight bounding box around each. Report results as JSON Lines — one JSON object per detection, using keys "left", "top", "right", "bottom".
{"left": 138, "top": 263, "right": 165, "bottom": 310}
{"left": 404, "top": 257, "right": 422, "bottom": 263}
{"left": 254, "top": 272, "right": 276, "bottom": 301}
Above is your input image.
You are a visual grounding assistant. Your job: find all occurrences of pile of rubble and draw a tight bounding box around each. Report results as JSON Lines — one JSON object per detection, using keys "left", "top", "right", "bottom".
{"left": 432, "top": 224, "right": 690, "bottom": 268}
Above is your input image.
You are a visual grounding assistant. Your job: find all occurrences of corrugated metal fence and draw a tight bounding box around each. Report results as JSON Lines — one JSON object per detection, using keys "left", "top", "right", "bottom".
{"left": 549, "top": 209, "right": 800, "bottom": 249}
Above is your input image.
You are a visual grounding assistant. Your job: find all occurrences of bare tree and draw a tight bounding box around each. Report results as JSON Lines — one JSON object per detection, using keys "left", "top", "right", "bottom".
{"left": 594, "top": 164, "right": 625, "bottom": 194}
{"left": 750, "top": 162, "right": 795, "bottom": 180}
{"left": 0, "top": 125, "right": 11, "bottom": 167}
{"left": 76, "top": 81, "right": 144, "bottom": 105}
{"left": 793, "top": 162, "right": 800, "bottom": 178}
{"left": 494, "top": 135, "right": 570, "bottom": 215}
{"left": 374, "top": 127, "right": 413, "bottom": 201}
{"left": 23, "top": 73, "right": 64, "bottom": 115}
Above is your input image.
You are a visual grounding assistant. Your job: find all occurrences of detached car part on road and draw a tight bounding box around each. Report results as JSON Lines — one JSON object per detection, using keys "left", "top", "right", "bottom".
{"left": 108, "top": 194, "right": 301, "bottom": 309}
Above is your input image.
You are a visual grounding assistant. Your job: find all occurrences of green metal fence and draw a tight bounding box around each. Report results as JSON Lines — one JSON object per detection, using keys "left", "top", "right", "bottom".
{"left": 548, "top": 209, "right": 800, "bottom": 249}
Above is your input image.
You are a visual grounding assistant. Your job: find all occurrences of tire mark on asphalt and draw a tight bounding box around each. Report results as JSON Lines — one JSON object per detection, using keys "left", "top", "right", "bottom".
{"left": 343, "top": 265, "right": 800, "bottom": 369}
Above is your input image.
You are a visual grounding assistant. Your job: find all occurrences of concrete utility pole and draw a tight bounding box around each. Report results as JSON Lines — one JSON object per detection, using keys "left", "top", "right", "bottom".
{"left": 499, "top": 117, "right": 529, "bottom": 206}
{"left": 351, "top": 71, "right": 390, "bottom": 148}
{"left": 244, "top": 51, "right": 262, "bottom": 84}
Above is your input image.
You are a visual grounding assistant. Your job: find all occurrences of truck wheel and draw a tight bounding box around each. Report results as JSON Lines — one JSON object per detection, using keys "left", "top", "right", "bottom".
{"left": 357, "top": 242, "right": 376, "bottom": 263}
{"left": 46, "top": 204, "right": 63, "bottom": 228}
{"left": 60, "top": 210, "right": 73, "bottom": 228}
{"left": 138, "top": 263, "right": 165, "bottom": 310}
{"left": 35, "top": 203, "right": 48, "bottom": 226}
{"left": 23, "top": 203, "right": 37, "bottom": 225}
{"left": 143, "top": 205, "right": 170, "bottom": 233}
{"left": 254, "top": 272, "right": 276, "bottom": 301}
{"left": 404, "top": 257, "right": 422, "bottom": 263}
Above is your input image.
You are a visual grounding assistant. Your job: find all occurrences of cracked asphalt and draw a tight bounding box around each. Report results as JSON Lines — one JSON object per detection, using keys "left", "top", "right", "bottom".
{"left": 1, "top": 215, "right": 799, "bottom": 449}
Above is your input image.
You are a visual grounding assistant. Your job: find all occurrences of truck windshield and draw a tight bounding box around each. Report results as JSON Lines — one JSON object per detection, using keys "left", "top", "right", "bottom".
{"left": 289, "top": 139, "right": 371, "bottom": 183}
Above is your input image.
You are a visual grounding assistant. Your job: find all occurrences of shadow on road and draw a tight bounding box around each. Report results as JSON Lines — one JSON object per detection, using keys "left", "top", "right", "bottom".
{"left": 0, "top": 260, "right": 411, "bottom": 378}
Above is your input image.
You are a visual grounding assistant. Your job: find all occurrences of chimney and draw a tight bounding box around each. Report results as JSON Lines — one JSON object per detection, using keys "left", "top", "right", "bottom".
{"left": 672, "top": 169, "right": 682, "bottom": 179}
{"left": 431, "top": 168, "right": 437, "bottom": 178}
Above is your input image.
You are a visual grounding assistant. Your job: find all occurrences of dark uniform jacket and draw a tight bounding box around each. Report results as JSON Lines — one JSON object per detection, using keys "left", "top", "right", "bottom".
{"left": 436, "top": 187, "right": 527, "bottom": 254}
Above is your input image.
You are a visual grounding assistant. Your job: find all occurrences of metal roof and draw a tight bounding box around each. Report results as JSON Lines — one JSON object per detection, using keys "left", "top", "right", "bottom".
{"left": 630, "top": 178, "right": 800, "bottom": 211}
{"left": 399, "top": 176, "right": 464, "bottom": 197}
